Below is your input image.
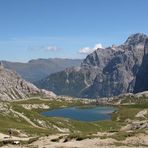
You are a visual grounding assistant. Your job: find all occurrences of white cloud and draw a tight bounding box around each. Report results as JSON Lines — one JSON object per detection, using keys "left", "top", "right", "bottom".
{"left": 45, "top": 45, "right": 60, "bottom": 51}
{"left": 79, "top": 43, "right": 103, "bottom": 54}
{"left": 28, "top": 45, "right": 61, "bottom": 52}
{"left": 94, "top": 43, "right": 102, "bottom": 49}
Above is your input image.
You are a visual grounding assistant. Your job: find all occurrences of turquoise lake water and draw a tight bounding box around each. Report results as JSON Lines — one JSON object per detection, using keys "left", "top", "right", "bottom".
{"left": 41, "top": 106, "right": 116, "bottom": 122}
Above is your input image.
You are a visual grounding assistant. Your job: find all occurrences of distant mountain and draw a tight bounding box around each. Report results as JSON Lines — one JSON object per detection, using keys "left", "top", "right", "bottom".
{"left": 0, "top": 63, "right": 56, "bottom": 101}
{"left": 36, "top": 33, "right": 148, "bottom": 98}
{"left": 2, "top": 58, "right": 82, "bottom": 83}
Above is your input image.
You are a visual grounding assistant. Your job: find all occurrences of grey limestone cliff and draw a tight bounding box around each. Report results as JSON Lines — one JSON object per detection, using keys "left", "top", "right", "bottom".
{"left": 134, "top": 38, "right": 148, "bottom": 93}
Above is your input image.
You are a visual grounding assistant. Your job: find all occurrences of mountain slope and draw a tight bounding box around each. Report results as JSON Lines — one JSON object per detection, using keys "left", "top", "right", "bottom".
{"left": 36, "top": 33, "right": 148, "bottom": 98}
{"left": 2, "top": 58, "right": 82, "bottom": 83}
{"left": 0, "top": 63, "right": 56, "bottom": 101}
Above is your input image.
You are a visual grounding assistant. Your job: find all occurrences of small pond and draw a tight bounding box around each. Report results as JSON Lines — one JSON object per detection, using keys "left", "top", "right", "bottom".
{"left": 41, "top": 106, "right": 116, "bottom": 122}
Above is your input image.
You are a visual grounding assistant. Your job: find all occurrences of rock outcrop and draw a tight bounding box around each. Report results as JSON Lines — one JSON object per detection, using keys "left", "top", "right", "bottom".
{"left": 0, "top": 66, "right": 56, "bottom": 101}
{"left": 36, "top": 33, "right": 148, "bottom": 98}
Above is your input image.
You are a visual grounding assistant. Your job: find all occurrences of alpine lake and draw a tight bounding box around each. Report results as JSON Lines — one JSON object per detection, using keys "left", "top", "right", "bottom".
{"left": 41, "top": 106, "right": 116, "bottom": 122}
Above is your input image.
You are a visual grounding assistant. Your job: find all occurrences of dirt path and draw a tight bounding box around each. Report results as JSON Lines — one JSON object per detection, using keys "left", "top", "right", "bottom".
{"left": 10, "top": 109, "right": 42, "bottom": 129}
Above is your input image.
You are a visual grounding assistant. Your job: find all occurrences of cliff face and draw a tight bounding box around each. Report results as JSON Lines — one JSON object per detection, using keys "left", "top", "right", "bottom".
{"left": 134, "top": 38, "right": 148, "bottom": 93}
{"left": 83, "top": 33, "right": 146, "bottom": 98}
{"left": 36, "top": 33, "right": 148, "bottom": 98}
{"left": 0, "top": 65, "right": 56, "bottom": 101}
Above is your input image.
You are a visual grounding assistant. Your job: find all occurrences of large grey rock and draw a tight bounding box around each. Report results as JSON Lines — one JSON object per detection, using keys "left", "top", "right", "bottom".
{"left": 36, "top": 33, "right": 148, "bottom": 98}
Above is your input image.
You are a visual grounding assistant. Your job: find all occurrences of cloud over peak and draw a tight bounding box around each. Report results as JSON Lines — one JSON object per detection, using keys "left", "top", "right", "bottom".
{"left": 79, "top": 43, "right": 103, "bottom": 54}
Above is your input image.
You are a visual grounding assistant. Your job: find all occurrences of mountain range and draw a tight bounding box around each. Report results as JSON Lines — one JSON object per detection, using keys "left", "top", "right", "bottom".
{"left": 35, "top": 33, "right": 148, "bottom": 98}
{"left": 2, "top": 58, "right": 82, "bottom": 83}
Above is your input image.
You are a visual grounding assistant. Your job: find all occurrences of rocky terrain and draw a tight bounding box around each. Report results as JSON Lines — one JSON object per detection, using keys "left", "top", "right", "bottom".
{"left": 0, "top": 63, "right": 56, "bottom": 101}
{"left": 36, "top": 33, "right": 148, "bottom": 98}
{"left": 2, "top": 58, "right": 82, "bottom": 83}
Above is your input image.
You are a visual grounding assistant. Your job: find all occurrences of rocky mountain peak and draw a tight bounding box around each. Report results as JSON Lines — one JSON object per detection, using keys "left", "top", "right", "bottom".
{"left": 124, "top": 33, "right": 147, "bottom": 46}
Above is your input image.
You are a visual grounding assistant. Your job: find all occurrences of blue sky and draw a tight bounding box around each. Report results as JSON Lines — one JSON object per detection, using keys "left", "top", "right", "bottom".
{"left": 0, "top": 0, "right": 148, "bottom": 62}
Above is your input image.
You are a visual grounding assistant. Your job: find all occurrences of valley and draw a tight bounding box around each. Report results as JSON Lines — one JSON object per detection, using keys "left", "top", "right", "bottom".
{"left": 0, "top": 95, "right": 148, "bottom": 147}
{"left": 1, "top": 35, "right": 148, "bottom": 147}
